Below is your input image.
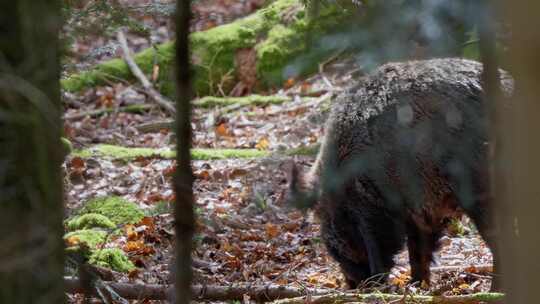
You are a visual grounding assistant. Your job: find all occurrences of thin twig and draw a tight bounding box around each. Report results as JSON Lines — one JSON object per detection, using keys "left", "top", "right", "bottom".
{"left": 117, "top": 30, "right": 176, "bottom": 115}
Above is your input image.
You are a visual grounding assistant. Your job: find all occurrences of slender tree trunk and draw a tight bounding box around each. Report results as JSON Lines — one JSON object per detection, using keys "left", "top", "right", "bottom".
{"left": 0, "top": 1, "right": 65, "bottom": 303}
{"left": 173, "top": 1, "right": 195, "bottom": 304}
{"left": 477, "top": 0, "right": 505, "bottom": 292}
{"left": 499, "top": 1, "right": 540, "bottom": 302}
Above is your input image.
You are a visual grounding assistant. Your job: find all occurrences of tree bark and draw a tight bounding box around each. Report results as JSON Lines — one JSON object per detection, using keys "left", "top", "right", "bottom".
{"left": 173, "top": 0, "right": 195, "bottom": 303}
{"left": 499, "top": 0, "right": 540, "bottom": 302}
{"left": 477, "top": 0, "right": 505, "bottom": 292}
{"left": 0, "top": 1, "right": 65, "bottom": 303}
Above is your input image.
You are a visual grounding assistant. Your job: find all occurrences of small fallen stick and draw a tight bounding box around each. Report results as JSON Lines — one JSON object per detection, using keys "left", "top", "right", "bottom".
{"left": 135, "top": 119, "right": 174, "bottom": 133}
{"left": 117, "top": 30, "right": 176, "bottom": 116}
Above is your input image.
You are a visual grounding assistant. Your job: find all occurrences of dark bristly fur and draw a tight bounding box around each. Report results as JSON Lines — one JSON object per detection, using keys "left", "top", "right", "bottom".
{"left": 288, "top": 58, "right": 513, "bottom": 289}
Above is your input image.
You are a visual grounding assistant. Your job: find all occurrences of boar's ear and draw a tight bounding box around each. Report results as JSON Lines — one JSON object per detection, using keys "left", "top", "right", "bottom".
{"left": 286, "top": 162, "right": 317, "bottom": 210}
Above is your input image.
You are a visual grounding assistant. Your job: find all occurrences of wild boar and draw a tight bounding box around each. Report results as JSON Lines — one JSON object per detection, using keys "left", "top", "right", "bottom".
{"left": 288, "top": 58, "right": 513, "bottom": 289}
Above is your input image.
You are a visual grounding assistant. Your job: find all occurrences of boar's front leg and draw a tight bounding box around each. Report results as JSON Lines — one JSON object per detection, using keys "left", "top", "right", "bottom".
{"left": 321, "top": 209, "right": 395, "bottom": 289}
{"left": 405, "top": 218, "right": 443, "bottom": 286}
{"left": 321, "top": 214, "right": 372, "bottom": 289}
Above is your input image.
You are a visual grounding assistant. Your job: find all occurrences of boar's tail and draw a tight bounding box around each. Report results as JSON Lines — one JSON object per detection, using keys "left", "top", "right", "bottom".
{"left": 286, "top": 162, "right": 319, "bottom": 210}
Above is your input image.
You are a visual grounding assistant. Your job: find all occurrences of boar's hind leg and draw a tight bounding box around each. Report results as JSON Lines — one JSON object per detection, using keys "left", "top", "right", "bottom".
{"left": 466, "top": 200, "right": 500, "bottom": 291}
{"left": 406, "top": 219, "right": 443, "bottom": 286}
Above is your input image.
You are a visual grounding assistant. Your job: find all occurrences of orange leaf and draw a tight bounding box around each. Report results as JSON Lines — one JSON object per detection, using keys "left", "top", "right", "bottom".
{"left": 265, "top": 223, "right": 280, "bottom": 238}
{"left": 163, "top": 165, "right": 176, "bottom": 177}
{"left": 284, "top": 77, "right": 296, "bottom": 89}
{"left": 215, "top": 123, "right": 229, "bottom": 137}
{"left": 125, "top": 224, "right": 138, "bottom": 241}
{"left": 196, "top": 170, "right": 211, "bottom": 180}
{"left": 139, "top": 217, "right": 155, "bottom": 232}
{"left": 69, "top": 156, "right": 86, "bottom": 171}
{"left": 389, "top": 272, "right": 410, "bottom": 288}
{"left": 65, "top": 235, "right": 81, "bottom": 246}
{"left": 300, "top": 82, "right": 312, "bottom": 94}
{"left": 214, "top": 206, "right": 227, "bottom": 214}
{"left": 124, "top": 240, "right": 145, "bottom": 252}
{"left": 321, "top": 277, "right": 339, "bottom": 288}
{"left": 282, "top": 222, "right": 300, "bottom": 232}
{"left": 229, "top": 168, "right": 248, "bottom": 179}
{"left": 458, "top": 283, "right": 471, "bottom": 290}
{"left": 255, "top": 137, "right": 270, "bottom": 150}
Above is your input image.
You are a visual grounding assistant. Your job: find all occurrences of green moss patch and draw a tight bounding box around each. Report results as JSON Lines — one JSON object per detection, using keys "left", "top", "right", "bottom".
{"left": 89, "top": 248, "right": 135, "bottom": 273}
{"left": 72, "top": 144, "right": 175, "bottom": 159}
{"left": 193, "top": 94, "right": 289, "bottom": 108}
{"left": 66, "top": 213, "right": 116, "bottom": 231}
{"left": 192, "top": 148, "right": 268, "bottom": 160}
{"left": 79, "top": 196, "right": 144, "bottom": 225}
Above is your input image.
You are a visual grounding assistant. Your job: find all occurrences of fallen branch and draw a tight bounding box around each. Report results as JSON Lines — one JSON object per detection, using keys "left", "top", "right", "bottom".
{"left": 117, "top": 30, "right": 176, "bottom": 115}
{"left": 65, "top": 277, "right": 331, "bottom": 301}
{"left": 262, "top": 92, "right": 332, "bottom": 117}
{"left": 430, "top": 264, "right": 493, "bottom": 274}
{"left": 135, "top": 119, "right": 174, "bottom": 133}
{"left": 64, "top": 104, "right": 154, "bottom": 121}
{"left": 271, "top": 291, "right": 505, "bottom": 304}
{"left": 135, "top": 94, "right": 327, "bottom": 133}
{"left": 135, "top": 95, "right": 292, "bottom": 132}
{"left": 64, "top": 277, "right": 503, "bottom": 303}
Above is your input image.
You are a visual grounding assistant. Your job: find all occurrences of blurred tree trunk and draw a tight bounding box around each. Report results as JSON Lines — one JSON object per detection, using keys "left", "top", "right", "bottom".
{"left": 173, "top": 0, "right": 195, "bottom": 303}
{"left": 477, "top": 0, "right": 505, "bottom": 292}
{"left": 0, "top": 1, "right": 65, "bottom": 303}
{"left": 498, "top": 1, "right": 540, "bottom": 302}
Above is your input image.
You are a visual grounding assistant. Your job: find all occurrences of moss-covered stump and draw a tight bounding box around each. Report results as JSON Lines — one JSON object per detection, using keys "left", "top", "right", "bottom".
{"left": 61, "top": 0, "right": 353, "bottom": 96}
{"left": 64, "top": 196, "right": 144, "bottom": 272}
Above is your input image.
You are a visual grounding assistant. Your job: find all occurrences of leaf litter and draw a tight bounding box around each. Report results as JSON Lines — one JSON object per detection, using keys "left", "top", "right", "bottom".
{"left": 63, "top": 1, "right": 495, "bottom": 302}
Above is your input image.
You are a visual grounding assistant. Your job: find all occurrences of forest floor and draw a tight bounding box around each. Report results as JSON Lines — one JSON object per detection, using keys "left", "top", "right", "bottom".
{"left": 63, "top": 1, "right": 494, "bottom": 303}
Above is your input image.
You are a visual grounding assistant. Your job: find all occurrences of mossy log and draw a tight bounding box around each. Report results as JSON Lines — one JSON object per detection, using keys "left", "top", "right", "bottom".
{"left": 71, "top": 143, "right": 320, "bottom": 161}
{"left": 61, "top": 0, "right": 353, "bottom": 96}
